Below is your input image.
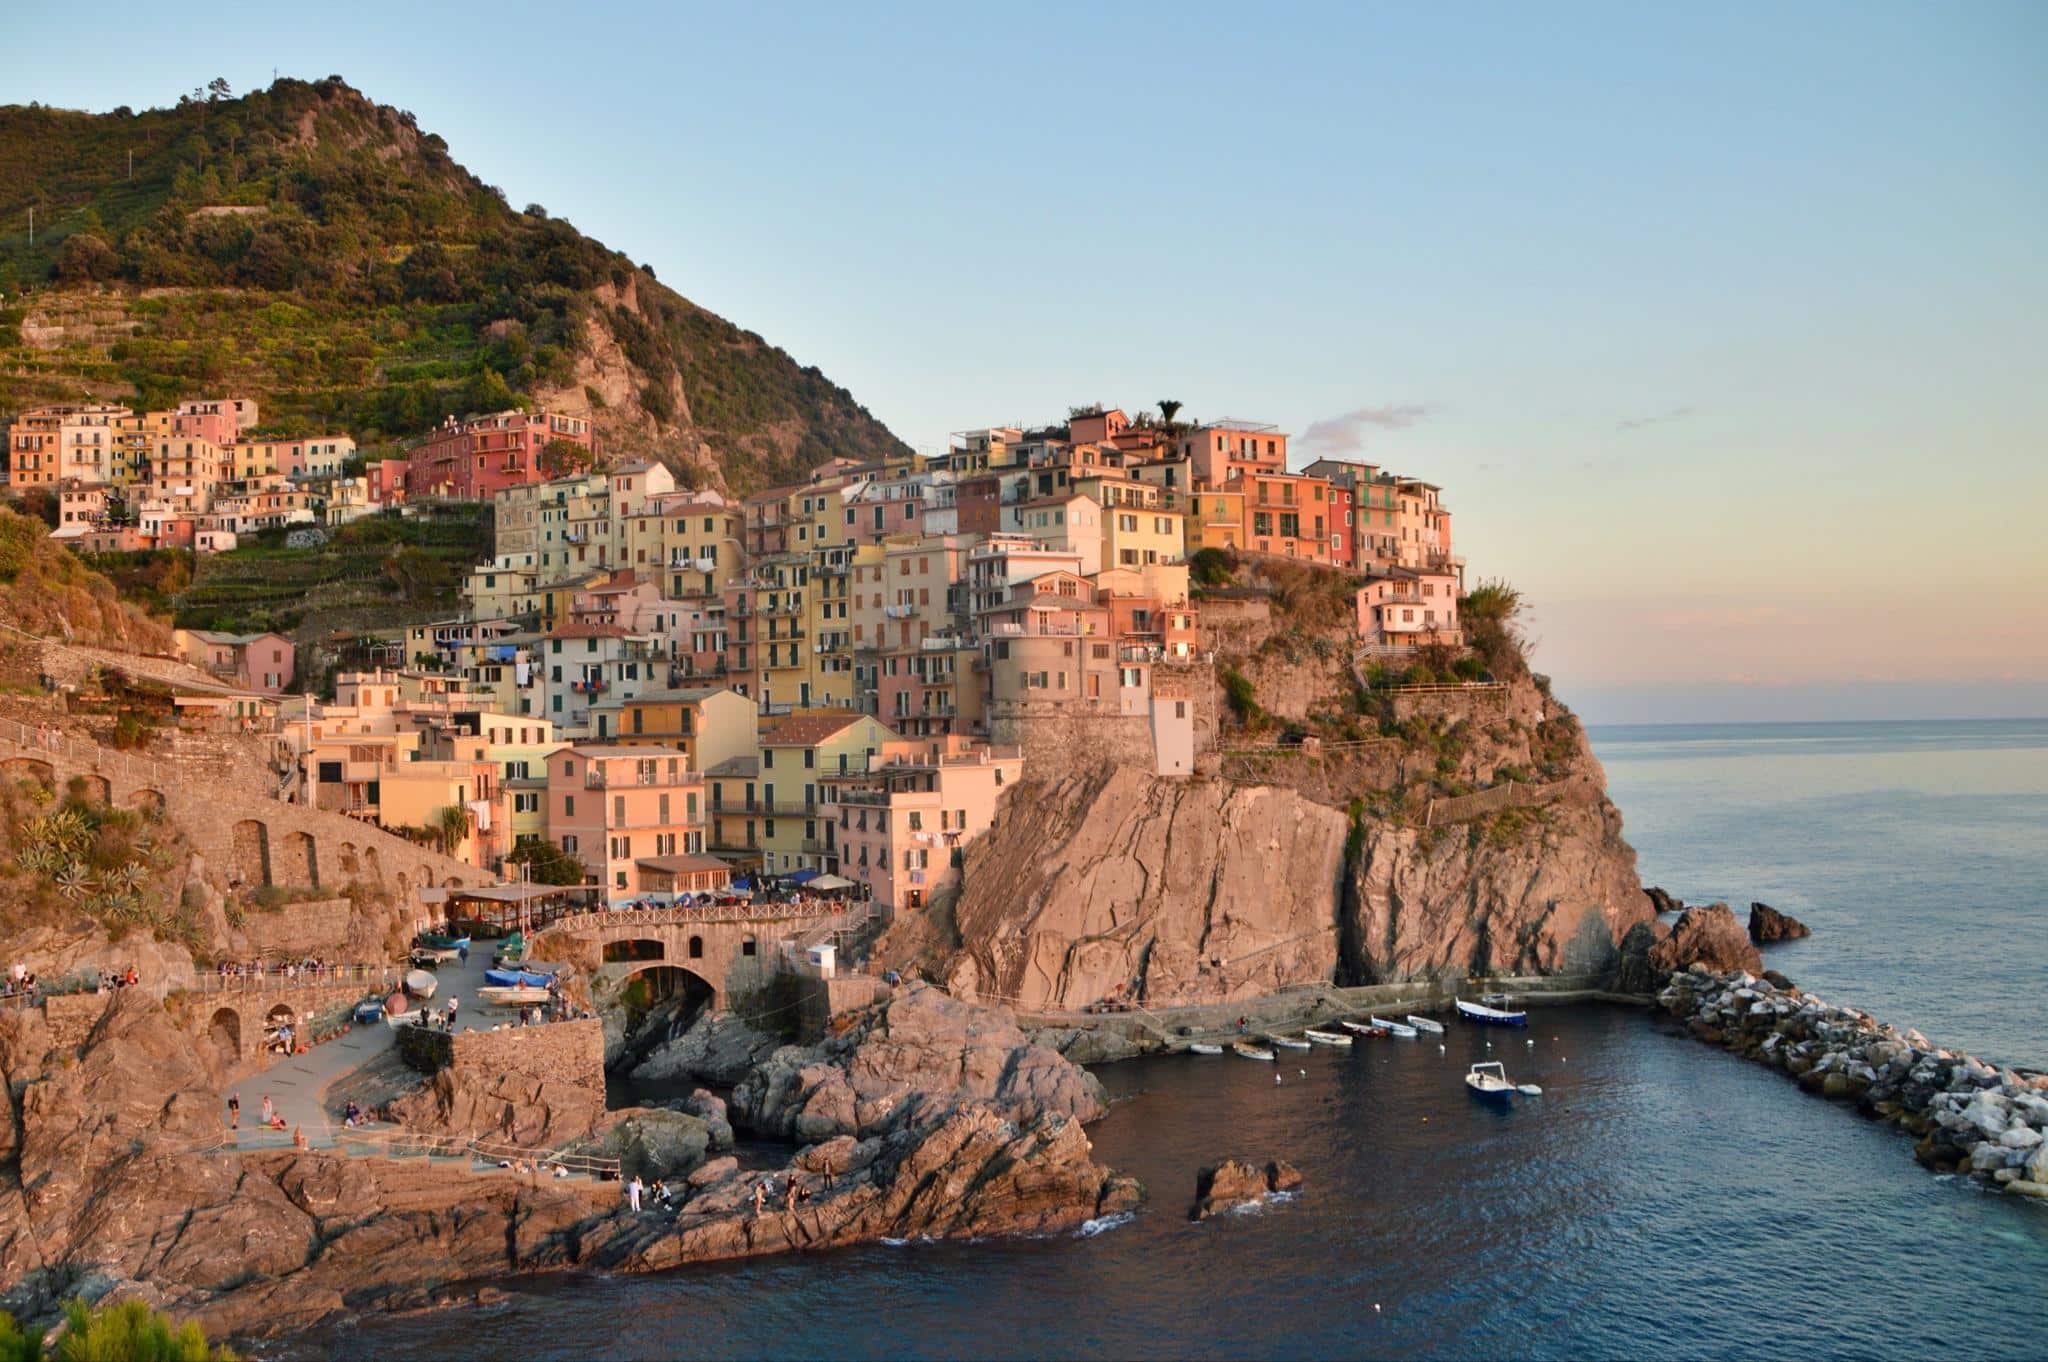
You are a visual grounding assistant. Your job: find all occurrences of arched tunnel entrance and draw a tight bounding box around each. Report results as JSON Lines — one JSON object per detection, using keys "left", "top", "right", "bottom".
{"left": 607, "top": 963, "right": 717, "bottom": 1078}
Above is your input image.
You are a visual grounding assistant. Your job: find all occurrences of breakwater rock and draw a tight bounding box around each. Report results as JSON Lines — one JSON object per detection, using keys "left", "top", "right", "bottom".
{"left": 1648, "top": 904, "right": 1762, "bottom": 976}
{"left": 1656, "top": 966, "right": 2048, "bottom": 1200}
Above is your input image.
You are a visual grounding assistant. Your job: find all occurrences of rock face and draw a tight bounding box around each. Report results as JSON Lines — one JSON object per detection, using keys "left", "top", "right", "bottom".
{"left": 1748, "top": 902, "right": 1812, "bottom": 944}
{"left": 1348, "top": 716, "right": 1646, "bottom": 983}
{"left": 387, "top": 1063, "right": 607, "bottom": 1148}
{"left": 1656, "top": 967, "right": 2048, "bottom": 1201}
{"left": 1645, "top": 886, "right": 1683, "bottom": 915}
{"left": 0, "top": 981, "right": 1136, "bottom": 1345}
{"left": 731, "top": 984, "right": 1105, "bottom": 1141}
{"left": 628, "top": 1011, "right": 781, "bottom": 1088}
{"left": 1190, "top": 1158, "right": 1305, "bottom": 1219}
{"left": 1647, "top": 904, "right": 1763, "bottom": 977}
{"left": 929, "top": 765, "right": 1349, "bottom": 1012}
{"left": 896, "top": 673, "right": 1648, "bottom": 1008}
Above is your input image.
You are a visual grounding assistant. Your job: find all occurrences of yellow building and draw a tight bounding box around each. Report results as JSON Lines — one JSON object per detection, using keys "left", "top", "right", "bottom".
{"left": 1185, "top": 490, "right": 1246, "bottom": 553}
{"left": 707, "top": 710, "right": 897, "bottom": 876}
{"left": 1100, "top": 499, "right": 1186, "bottom": 572}
{"left": 593, "top": 685, "right": 757, "bottom": 772}
{"left": 379, "top": 756, "right": 508, "bottom": 870}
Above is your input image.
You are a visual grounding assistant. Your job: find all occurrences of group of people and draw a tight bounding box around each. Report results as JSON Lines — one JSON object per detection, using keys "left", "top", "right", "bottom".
{"left": 215, "top": 957, "right": 358, "bottom": 984}
{"left": 499, "top": 1157, "right": 573, "bottom": 1180}
{"left": 2, "top": 963, "right": 40, "bottom": 1004}
{"left": 96, "top": 966, "right": 140, "bottom": 992}
{"left": 228, "top": 1092, "right": 292, "bottom": 1133}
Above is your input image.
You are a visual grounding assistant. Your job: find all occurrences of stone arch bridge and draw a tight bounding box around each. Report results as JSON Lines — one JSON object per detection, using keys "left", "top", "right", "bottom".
{"left": 531, "top": 901, "right": 862, "bottom": 1009}
{"left": 0, "top": 718, "right": 477, "bottom": 903}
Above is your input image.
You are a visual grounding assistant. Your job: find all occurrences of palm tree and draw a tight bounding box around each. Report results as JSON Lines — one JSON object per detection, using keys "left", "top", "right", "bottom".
{"left": 433, "top": 804, "right": 474, "bottom": 856}
{"left": 1158, "top": 399, "right": 1185, "bottom": 438}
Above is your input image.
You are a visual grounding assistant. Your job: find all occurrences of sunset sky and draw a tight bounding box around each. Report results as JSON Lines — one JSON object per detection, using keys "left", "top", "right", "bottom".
{"left": 9, "top": 1, "right": 2044, "bottom": 721}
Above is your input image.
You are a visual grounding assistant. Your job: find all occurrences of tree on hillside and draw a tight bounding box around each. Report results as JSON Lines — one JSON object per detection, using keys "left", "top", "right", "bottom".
{"left": 1158, "top": 399, "right": 1183, "bottom": 427}
{"left": 540, "top": 438, "right": 592, "bottom": 479}
{"left": 1459, "top": 578, "right": 1527, "bottom": 678}
{"left": 54, "top": 234, "right": 120, "bottom": 285}
{"left": 0, "top": 1297, "right": 238, "bottom": 1360}
{"left": 206, "top": 77, "right": 232, "bottom": 103}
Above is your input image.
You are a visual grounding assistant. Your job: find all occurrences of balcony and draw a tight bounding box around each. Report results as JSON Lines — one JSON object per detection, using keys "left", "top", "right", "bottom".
{"left": 883, "top": 604, "right": 916, "bottom": 620}
{"left": 709, "top": 797, "right": 820, "bottom": 817}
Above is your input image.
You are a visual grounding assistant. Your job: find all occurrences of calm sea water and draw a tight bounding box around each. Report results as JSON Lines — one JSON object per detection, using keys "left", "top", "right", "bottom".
{"left": 310, "top": 720, "right": 2048, "bottom": 1361}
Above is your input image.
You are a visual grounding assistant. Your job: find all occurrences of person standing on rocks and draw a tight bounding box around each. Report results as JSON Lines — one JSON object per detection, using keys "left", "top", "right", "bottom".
{"left": 627, "top": 1175, "right": 644, "bottom": 1213}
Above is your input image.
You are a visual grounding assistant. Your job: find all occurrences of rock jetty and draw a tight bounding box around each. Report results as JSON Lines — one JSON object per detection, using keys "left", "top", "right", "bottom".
{"left": 1656, "top": 965, "right": 2048, "bottom": 1200}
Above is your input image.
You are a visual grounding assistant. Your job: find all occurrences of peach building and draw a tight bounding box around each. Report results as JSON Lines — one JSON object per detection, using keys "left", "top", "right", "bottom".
{"left": 546, "top": 745, "right": 708, "bottom": 897}
{"left": 826, "top": 745, "right": 1023, "bottom": 915}
{"left": 1180, "top": 419, "right": 1288, "bottom": 489}
{"left": 1225, "top": 470, "right": 1334, "bottom": 564}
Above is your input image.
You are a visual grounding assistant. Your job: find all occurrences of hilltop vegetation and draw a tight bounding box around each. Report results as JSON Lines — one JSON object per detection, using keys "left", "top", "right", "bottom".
{"left": 0, "top": 76, "right": 908, "bottom": 489}
{"left": 0, "top": 505, "right": 169, "bottom": 658}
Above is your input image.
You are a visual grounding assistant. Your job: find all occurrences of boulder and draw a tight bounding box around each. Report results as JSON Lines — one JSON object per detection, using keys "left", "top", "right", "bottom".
{"left": 1645, "top": 886, "right": 1684, "bottom": 916}
{"left": 1648, "top": 905, "right": 1763, "bottom": 977}
{"left": 586, "top": 1107, "right": 711, "bottom": 1181}
{"left": 629, "top": 1012, "right": 780, "bottom": 1087}
{"left": 1191, "top": 1158, "right": 1305, "bottom": 1220}
{"left": 1610, "top": 919, "right": 1671, "bottom": 995}
{"left": 674, "top": 1088, "right": 734, "bottom": 1150}
{"left": 1748, "top": 902, "right": 1812, "bottom": 945}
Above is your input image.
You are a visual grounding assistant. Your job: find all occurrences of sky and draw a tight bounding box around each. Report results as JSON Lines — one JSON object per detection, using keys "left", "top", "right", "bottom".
{"left": 6, "top": 1, "right": 2045, "bottom": 722}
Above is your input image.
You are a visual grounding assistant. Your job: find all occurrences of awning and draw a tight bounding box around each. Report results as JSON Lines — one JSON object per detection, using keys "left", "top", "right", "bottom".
{"left": 785, "top": 868, "right": 821, "bottom": 885}
{"left": 809, "top": 873, "right": 856, "bottom": 891}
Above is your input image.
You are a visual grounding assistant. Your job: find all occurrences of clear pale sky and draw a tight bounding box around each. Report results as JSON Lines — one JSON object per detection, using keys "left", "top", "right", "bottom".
{"left": 8, "top": 2, "right": 2045, "bottom": 722}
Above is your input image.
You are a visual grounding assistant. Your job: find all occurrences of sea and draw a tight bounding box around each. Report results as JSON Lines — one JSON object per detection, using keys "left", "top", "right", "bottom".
{"left": 310, "top": 719, "right": 2048, "bottom": 1361}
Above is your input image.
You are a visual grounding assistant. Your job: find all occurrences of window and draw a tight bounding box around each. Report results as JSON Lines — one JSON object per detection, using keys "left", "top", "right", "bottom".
{"left": 562, "top": 835, "right": 578, "bottom": 854}
{"left": 564, "top": 795, "right": 575, "bottom": 816}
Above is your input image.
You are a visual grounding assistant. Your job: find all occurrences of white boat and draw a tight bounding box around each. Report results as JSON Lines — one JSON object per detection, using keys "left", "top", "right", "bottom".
{"left": 1369, "top": 1016, "right": 1418, "bottom": 1039}
{"left": 1405, "top": 1014, "right": 1446, "bottom": 1035}
{"left": 1466, "top": 1060, "right": 1517, "bottom": 1100}
{"left": 477, "top": 985, "right": 551, "bottom": 1008}
{"left": 1188, "top": 1042, "right": 1224, "bottom": 1056}
{"left": 1232, "top": 1041, "right": 1275, "bottom": 1062}
{"left": 1302, "top": 1028, "right": 1353, "bottom": 1047}
{"left": 1268, "top": 1034, "right": 1313, "bottom": 1051}
{"left": 403, "top": 969, "right": 439, "bottom": 999}
{"left": 1456, "top": 998, "right": 1528, "bottom": 1027}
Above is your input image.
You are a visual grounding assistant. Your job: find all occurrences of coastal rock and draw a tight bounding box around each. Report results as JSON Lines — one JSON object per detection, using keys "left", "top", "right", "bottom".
{"left": 1610, "top": 919, "right": 1671, "bottom": 995}
{"left": 675, "top": 1088, "right": 734, "bottom": 1150}
{"left": 584, "top": 1107, "right": 712, "bottom": 1180}
{"left": 1190, "top": 1158, "right": 1304, "bottom": 1220}
{"left": 386, "top": 1063, "right": 606, "bottom": 1148}
{"left": 1645, "top": 886, "right": 1684, "bottom": 915}
{"left": 731, "top": 985, "right": 1105, "bottom": 1140}
{"left": 628, "top": 1011, "right": 780, "bottom": 1087}
{"left": 1748, "top": 902, "right": 1812, "bottom": 945}
{"left": 1647, "top": 905, "right": 1763, "bottom": 977}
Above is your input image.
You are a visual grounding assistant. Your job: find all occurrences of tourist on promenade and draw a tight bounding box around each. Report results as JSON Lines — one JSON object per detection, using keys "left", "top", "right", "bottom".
{"left": 446, "top": 996, "right": 460, "bottom": 1029}
{"left": 627, "top": 1175, "right": 644, "bottom": 1213}
{"left": 260, "top": 1095, "right": 275, "bottom": 1126}
{"left": 227, "top": 1093, "right": 240, "bottom": 1129}
{"left": 291, "top": 1125, "right": 308, "bottom": 1150}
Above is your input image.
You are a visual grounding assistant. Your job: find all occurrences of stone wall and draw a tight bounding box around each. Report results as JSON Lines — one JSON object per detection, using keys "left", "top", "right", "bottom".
{"left": 234, "top": 898, "right": 357, "bottom": 958}
{"left": 1389, "top": 685, "right": 1510, "bottom": 724}
{"left": 448, "top": 1018, "right": 606, "bottom": 1094}
{"left": 41, "top": 992, "right": 111, "bottom": 1050}
{"left": 990, "top": 700, "right": 1160, "bottom": 780}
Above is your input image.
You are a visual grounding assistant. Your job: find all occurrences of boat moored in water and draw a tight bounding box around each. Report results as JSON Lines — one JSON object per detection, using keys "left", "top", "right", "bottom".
{"left": 1233, "top": 1041, "right": 1276, "bottom": 1062}
{"left": 1268, "top": 1034, "right": 1313, "bottom": 1051}
{"left": 1303, "top": 1028, "right": 1353, "bottom": 1047}
{"left": 1466, "top": 1061, "right": 1517, "bottom": 1100}
{"left": 1405, "top": 1014, "right": 1446, "bottom": 1035}
{"left": 1456, "top": 998, "right": 1529, "bottom": 1027}
{"left": 1369, "top": 1016, "right": 1419, "bottom": 1039}
{"left": 1340, "top": 1019, "right": 1390, "bottom": 1038}
{"left": 1188, "top": 1042, "right": 1224, "bottom": 1055}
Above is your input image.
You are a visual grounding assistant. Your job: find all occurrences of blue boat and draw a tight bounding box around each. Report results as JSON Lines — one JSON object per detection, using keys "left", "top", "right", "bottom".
{"left": 1456, "top": 997, "right": 1528, "bottom": 1027}
{"left": 483, "top": 967, "right": 557, "bottom": 989}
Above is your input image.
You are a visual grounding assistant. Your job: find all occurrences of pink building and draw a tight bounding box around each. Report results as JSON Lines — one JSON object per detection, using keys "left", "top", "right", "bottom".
{"left": 545, "top": 745, "right": 708, "bottom": 898}
{"left": 1180, "top": 420, "right": 1288, "bottom": 490}
{"left": 172, "top": 629, "right": 297, "bottom": 693}
{"left": 405, "top": 410, "right": 594, "bottom": 501}
{"left": 826, "top": 746, "right": 1023, "bottom": 915}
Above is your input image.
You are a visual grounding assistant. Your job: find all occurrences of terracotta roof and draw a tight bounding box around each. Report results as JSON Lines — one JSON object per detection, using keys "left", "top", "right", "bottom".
{"left": 547, "top": 622, "right": 630, "bottom": 639}
{"left": 762, "top": 711, "right": 869, "bottom": 748}
{"left": 634, "top": 854, "right": 732, "bottom": 875}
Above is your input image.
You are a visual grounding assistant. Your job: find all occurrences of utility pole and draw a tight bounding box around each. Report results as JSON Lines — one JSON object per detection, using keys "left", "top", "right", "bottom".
{"left": 127, "top": 148, "right": 133, "bottom": 180}
{"left": 301, "top": 691, "right": 315, "bottom": 807}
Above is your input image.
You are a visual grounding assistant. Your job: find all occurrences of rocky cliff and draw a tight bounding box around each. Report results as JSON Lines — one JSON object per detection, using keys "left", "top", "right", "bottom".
{"left": 917, "top": 766, "right": 1351, "bottom": 1012}
{"left": 892, "top": 666, "right": 1647, "bottom": 1011}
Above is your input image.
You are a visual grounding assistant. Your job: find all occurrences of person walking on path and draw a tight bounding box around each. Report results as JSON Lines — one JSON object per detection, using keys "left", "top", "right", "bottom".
{"left": 446, "top": 996, "right": 459, "bottom": 1030}
{"left": 227, "top": 1093, "right": 240, "bottom": 1129}
{"left": 626, "top": 1175, "right": 644, "bottom": 1213}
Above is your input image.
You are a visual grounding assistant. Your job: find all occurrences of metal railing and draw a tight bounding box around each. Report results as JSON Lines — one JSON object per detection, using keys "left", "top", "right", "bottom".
{"left": 189, "top": 962, "right": 394, "bottom": 994}
{"left": 537, "top": 898, "right": 851, "bottom": 934}
{"left": 1424, "top": 779, "right": 1567, "bottom": 827}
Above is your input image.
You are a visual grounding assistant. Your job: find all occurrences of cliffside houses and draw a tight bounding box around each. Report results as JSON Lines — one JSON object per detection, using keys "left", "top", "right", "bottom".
{"left": 6, "top": 392, "right": 1473, "bottom": 911}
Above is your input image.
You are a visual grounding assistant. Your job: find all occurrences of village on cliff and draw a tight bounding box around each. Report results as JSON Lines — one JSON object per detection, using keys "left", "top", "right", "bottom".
{"left": 3, "top": 397, "right": 1464, "bottom": 916}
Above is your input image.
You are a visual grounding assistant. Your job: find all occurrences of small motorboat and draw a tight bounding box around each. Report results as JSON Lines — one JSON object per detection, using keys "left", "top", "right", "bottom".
{"left": 1232, "top": 1041, "right": 1276, "bottom": 1062}
{"left": 1466, "top": 1061, "right": 1517, "bottom": 1100}
{"left": 1268, "top": 1034, "right": 1313, "bottom": 1051}
{"left": 477, "top": 984, "right": 551, "bottom": 1008}
{"left": 1340, "top": 1019, "right": 1390, "bottom": 1038}
{"left": 1405, "top": 1014, "right": 1446, "bottom": 1035}
{"left": 410, "top": 947, "right": 458, "bottom": 967}
{"left": 1456, "top": 998, "right": 1529, "bottom": 1027}
{"left": 403, "top": 969, "right": 439, "bottom": 1000}
{"left": 1370, "top": 1016, "right": 1419, "bottom": 1039}
{"left": 483, "top": 967, "right": 557, "bottom": 989}
{"left": 1188, "top": 1042, "right": 1224, "bottom": 1056}
{"left": 415, "top": 932, "right": 470, "bottom": 952}
{"left": 1303, "top": 1028, "right": 1353, "bottom": 1047}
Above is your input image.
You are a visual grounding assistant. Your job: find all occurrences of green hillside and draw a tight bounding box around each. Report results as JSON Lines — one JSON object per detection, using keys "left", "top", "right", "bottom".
{"left": 0, "top": 76, "right": 908, "bottom": 489}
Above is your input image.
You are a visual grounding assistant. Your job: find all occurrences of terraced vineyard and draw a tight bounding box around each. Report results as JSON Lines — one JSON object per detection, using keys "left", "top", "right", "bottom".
{"left": 165, "top": 504, "right": 492, "bottom": 638}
